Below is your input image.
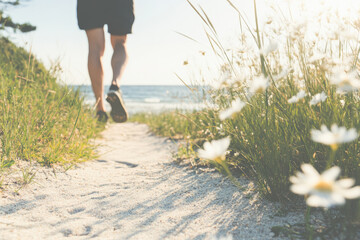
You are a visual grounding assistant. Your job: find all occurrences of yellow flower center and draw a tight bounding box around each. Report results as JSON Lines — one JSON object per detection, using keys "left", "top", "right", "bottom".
{"left": 330, "top": 144, "right": 338, "bottom": 151}
{"left": 314, "top": 180, "right": 333, "bottom": 192}
{"left": 256, "top": 87, "right": 266, "bottom": 94}
{"left": 214, "top": 156, "right": 225, "bottom": 164}
{"left": 339, "top": 78, "right": 351, "bottom": 86}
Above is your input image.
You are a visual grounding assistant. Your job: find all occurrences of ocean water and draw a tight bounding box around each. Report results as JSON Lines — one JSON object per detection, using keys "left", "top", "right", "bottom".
{"left": 72, "top": 85, "right": 207, "bottom": 115}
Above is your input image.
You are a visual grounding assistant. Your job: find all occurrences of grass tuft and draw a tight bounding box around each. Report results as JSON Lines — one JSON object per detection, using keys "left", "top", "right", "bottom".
{"left": 131, "top": 2, "right": 360, "bottom": 227}
{"left": 0, "top": 37, "right": 103, "bottom": 189}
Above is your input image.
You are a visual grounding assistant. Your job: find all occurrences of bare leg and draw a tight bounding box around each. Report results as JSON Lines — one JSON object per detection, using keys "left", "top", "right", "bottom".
{"left": 86, "top": 28, "right": 106, "bottom": 112}
{"left": 110, "top": 35, "right": 128, "bottom": 87}
{"left": 105, "top": 34, "right": 129, "bottom": 123}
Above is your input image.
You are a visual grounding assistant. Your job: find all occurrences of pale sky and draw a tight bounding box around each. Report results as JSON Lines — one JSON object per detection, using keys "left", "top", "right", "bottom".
{"left": 4, "top": 0, "right": 353, "bottom": 86}
{"left": 4, "top": 0, "right": 259, "bottom": 85}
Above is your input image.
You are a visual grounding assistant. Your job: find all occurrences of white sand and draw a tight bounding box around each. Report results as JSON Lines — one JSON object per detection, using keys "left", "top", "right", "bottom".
{"left": 0, "top": 123, "right": 301, "bottom": 240}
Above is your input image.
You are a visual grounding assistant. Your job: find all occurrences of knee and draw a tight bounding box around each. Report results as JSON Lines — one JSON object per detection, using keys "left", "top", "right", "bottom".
{"left": 89, "top": 43, "right": 105, "bottom": 58}
{"left": 111, "top": 35, "right": 127, "bottom": 49}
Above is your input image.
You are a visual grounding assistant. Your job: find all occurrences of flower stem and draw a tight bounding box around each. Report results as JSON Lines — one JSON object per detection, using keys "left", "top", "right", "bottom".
{"left": 327, "top": 148, "right": 337, "bottom": 168}
{"left": 220, "top": 161, "right": 245, "bottom": 191}
{"left": 305, "top": 206, "right": 313, "bottom": 240}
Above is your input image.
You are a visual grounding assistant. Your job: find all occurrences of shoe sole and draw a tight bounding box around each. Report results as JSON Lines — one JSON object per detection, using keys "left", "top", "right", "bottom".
{"left": 106, "top": 91, "right": 128, "bottom": 123}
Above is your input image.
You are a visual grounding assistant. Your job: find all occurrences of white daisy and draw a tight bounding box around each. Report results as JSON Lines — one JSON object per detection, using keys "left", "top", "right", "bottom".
{"left": 198, "top": 137, "right": 230, "bottom": 163}
{"left": 311, "top": 124, "right": 358, "bottom": 150}
{"left": 309, "top": 91, "right": 327, "bottom": 106}
{"left": 219, "top": 99, "right": 246, "bottom": 120}
{"left": 290, "top": 164, "right": 360, "bottom": 208}
{"left": 288, "top": 90, "right": 307, "bottom": 104}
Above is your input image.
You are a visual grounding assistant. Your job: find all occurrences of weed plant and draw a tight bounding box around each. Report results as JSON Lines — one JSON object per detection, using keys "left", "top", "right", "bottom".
{"left": 0, "top": 37, "right": 102, "bottom": 179}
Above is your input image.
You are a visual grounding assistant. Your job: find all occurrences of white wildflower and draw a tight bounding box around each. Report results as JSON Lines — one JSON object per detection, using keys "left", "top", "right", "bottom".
{"left": 297, "top": 79, "right": 306, "bottom": 89}
{"left": 290, "top": 164, "right": 360, "bottom": 208}
{"left": 288, "top": 97, "right": 298, "bottom": 104}
{"left": 311, "top": 124, "right": 358, "bottom": 150}
{"left": 265, "top": 16, "right": 273, "bottom": 25}
{"left": 308, "top": 53, "right": 326, "bottom": 63}
{"left": 329, "top": 68, "right": 360, "bottom": 92}
{"left": 219, "top": 99, "right": 246, "bottom": 120}
{"left": 274, "top": 68, "right": 291, "bottom": 82}
{"left": 288, "top": 90, "right": 307, "bottom": 104}
{"left": 288, "top": 19, "right": 307, "bottom": 40}
{"left": 340, "top": 99, "right": 345, "bottom": 107}
{"left": 211, "top": 68, "right": 232, "bottom": 89}
{"left": 259, "top": 40, "right": 279, "bottom": 56}
{"left": 341, "top": 30, "right": 358, "bottom": 41}
{"left": 309, "top": 91, "right": 327, "bottom": 106}
{"left": 216, "top": 124, "right": 226, "bottom": 136}
{"left": 198, "top": 137, "right": 231, "bottom": 163}
{"left": 330, "top": 27, "right": 358, "bottom": 41}
{"left": 249, "top": 76, "right": 269, "bottom": 95}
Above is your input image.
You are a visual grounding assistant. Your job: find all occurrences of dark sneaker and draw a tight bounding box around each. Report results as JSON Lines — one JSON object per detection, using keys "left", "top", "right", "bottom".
{"left": 106, "top": 90, "right": 128, "bottom": 123}
{"left": 96, "top": 110, "right": 108, "bottom": 123}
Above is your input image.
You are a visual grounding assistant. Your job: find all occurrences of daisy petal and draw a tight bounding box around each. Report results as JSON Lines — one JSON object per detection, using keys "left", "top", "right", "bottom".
{"left": 289, "top": 176, "right": 300, "bottom": 184}
{"left": 198, "top": 137, "right": 230, "bottom": 162}
{"left": 306, "top": 194, "right": 332, "bottom": 208}
{"left": 336, "top": 178, "right": 355, "bottom": 188}
{"left": 341, "top": 186, "right": 360, "bottom": 199}
{"left": 322, "top": 166, "right": 341, "bottom": 182}
{"left": 203, "top": 142, "right": 211, "bottom": 151}
{"left": 301, "top": 164, "right": 319, "bottom": 176}
{"left": 197, "top": 149, "right": 209, "bottom": 159}
{"left": 329, "top": 193, "right": 346, "bottom": 206}
{"left": 290, "top": 184, "right": 311, "bottom": 195}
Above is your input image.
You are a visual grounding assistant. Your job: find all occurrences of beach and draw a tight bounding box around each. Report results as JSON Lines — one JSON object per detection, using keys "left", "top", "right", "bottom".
{"left": 2, "top": 1, "right": 360, "bottom": 239}
{"left": 74, "top": 85, "right": 206, "bottom": 115}
{"left": 0, "top": 123, "right": 302, "bottom": 240}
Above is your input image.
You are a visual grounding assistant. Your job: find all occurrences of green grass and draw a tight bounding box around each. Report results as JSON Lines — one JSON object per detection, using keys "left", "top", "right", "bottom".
{"left": 131, "top": 2, "right": 360, "bottom": 227}
{"left": 131, "top": 83, "right": 360, "bottom": 203}
{"left": 0, "top": 37, "right": 103, "bottom": 185}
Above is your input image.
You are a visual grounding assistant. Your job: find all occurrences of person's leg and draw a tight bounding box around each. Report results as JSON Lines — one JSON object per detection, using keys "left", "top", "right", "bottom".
{"left": 86, "top": 28, "right": 106, "bottom": 112}
{"left": 105, "top": 34, "right": 129, "bottom": 123}
{"left": 110, "top": 35, "right": 128, "bottom": 88}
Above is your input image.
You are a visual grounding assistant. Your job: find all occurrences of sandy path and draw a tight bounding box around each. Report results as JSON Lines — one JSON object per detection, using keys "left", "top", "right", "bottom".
{"left": 0, "top": 123, "right": 300, "bottom": 240}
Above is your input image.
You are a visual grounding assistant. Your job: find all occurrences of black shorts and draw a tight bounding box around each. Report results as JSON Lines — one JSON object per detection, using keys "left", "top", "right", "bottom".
{"left": 77, "top": 0, "right": 135, "bottom": 36}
